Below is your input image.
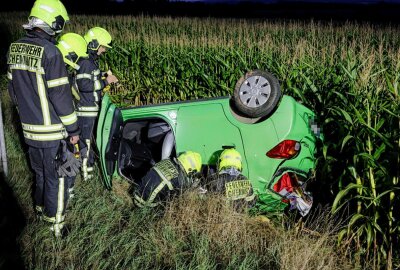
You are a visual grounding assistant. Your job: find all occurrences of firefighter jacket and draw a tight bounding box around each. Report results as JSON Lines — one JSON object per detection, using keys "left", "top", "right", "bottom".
{"left": 134, "top": 159, "right": 190, "bottom": 207}
{"left": 75, "top": 50, "right": 108, "bottom": 118}
{"left": 7, "top": 30, "right": 79, "bottom": 148}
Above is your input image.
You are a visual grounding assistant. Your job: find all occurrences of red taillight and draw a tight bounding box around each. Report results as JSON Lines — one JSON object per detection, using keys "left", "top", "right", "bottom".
{"left": 273, "top": 173, "right": 298, "bottom": 194}
{"left": 273, "top": 173, "right": 300, "bottom": 203}
{"left": 266, "top": 140, "right": 300, "bottom": 159}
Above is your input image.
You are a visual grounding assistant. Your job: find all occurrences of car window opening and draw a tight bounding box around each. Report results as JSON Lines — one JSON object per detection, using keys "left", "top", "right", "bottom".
{"left": 117, "top": 119, "right": 176, "bottom": 182}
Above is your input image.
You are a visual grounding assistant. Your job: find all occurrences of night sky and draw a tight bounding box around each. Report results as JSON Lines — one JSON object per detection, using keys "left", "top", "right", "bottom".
{"left": 2, "top": 0, "right": 400, "bottom": 21}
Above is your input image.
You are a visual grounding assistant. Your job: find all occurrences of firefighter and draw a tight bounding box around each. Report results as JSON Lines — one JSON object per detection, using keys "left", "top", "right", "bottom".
{"left": 134, "top": 151, "right": 202, "bottom": 208}
{"left": 56, "top": 32, "right": 89, "bottom": 197}
{"left": 75, "top": 27, "right": 118, "bottom": 180}
{"left": 6, "top": 0, "right": 79, "bottom": 236}
{"left": 207, "top": 148, "right": 255, "bottom": 210}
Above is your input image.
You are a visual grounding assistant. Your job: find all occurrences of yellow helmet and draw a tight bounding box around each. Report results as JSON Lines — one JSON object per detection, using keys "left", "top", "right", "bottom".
{"left": 177, "top": 151, "right": 202, "bottom": 174}
{"left": 56, "top": 33, "right": 88, "bottom": 70}
{"left": 218, "top": 148, "right": 242, "bottom": 171}
{"left": 84, "top": 27, "right": 112, "bottom": 51}
{"left": 29, "top": 0, "right": 69, "bottom": 34}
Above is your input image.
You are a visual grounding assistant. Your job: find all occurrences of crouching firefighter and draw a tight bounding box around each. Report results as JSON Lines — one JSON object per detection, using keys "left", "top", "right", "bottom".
{"left": 134, "top": 151, "right": 202, "bottom": 208}
{"left": 56, "top": 32, "right": 89, "bottom": 196}
{"left": 206, "top": 148, "right": 256, "bottom": 211}
{"left": 75, "top": 27, "right": 118, "bottom": 180}
{"left": 6, "top": 0, "right": 79, "bottom": 237}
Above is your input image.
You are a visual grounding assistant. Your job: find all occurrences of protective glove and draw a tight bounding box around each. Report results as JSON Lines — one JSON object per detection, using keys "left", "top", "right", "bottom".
{"left": 57, "top": 140, "right": 82, "bottom": 178}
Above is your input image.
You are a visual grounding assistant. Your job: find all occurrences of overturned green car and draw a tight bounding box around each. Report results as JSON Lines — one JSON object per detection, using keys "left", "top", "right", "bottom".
{"left": 96, "top": 70, "right": 321, "bottom": 215}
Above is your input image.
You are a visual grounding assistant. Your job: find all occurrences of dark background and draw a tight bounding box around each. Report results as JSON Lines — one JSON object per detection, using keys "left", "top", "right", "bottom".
{"left": 1, "top": 0, "right": 400, "bottom": 22}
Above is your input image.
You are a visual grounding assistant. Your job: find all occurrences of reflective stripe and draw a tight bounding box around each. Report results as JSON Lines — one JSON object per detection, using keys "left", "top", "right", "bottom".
{"left": 76, "top": 73, "right": 92, "bottom": 80}
{"left": 60, "top": 112, "right": 78, "bottom": 126}
{"left": 22, "top": 122, "right": 64, "bottom": 132}
{"left": 153, "top": 166, "right": 174, "bottom": 190}
{"left": 56, "top": 177, "right": 64, "bottom": 223}
{"left": 7, "top": 71, "right": 12, "bottom": 80}
{"left": 134, "top": 194, "right": 159, "bottom": 208}
{"left": 187, "top": 156, "right": 196, "bottom": 170}
{"left": 24, "top": 131, "right": 65, "bottom": 141}
{"left": 76, "top": 111, "right": 98, "bottom": 117}
{"left": 36, "top": 73, "right": 51, "bottom": 125}
{"left": 9, "top": 64, "right": 45, "bottom": 74}
{"left": 47, "top": 77, "right": 69, "bottom": 88}
{"left": 94, "top": 80, "right": 102, "bottom": 91}
{"left": 147, "top": 181, "right": 167, "bottom": 204}
{"left": 43, "top": 215, "right": 65, "bottom": 223}
{"left": 94, "top": 91, "right": 99, "bottom": 102}
{"left": 77, "top": 106, "right": 99, "bottom": 112}
{"left": 82, "top": 139, "right": 91, "bottom": 180}
{"left": 51, "top": 222, "right": 65, "bottom": 237}
{"left": 93, "top": 69, "right": 100, "bottom": 75}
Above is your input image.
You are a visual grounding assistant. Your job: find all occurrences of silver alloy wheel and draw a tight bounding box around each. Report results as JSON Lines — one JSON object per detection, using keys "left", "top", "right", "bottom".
{"left": 239, "top": 75, "right": 271, "bottom": 108}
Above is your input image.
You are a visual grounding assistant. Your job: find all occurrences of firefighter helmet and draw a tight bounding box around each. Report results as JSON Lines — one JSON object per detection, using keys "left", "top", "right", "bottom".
{"left": 177, "top": 151, "right": 202, "bottom": 174}
{"left": 29, "top": 0, "right": 69, "bottom": 34}
{"left": 84, "top": 27, "right": 112, "bottom": 51}
{"left": 57, "top": 33, "right": 88, "bottom": 70}
{"left": 218, "top": 148, "right": 242, "bottom": 172}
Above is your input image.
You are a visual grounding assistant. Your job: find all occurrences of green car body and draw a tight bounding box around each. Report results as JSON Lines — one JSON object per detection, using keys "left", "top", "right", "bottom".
{"left": 97, "top": 94, "right": 319, "bottom": 214}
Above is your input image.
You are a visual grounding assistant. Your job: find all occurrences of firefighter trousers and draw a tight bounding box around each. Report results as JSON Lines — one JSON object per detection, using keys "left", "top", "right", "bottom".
{"left": 78, "top": 116, "right": 96, "bottom": 167}
{"left": 28, "top": 145, "right": 68, "bottom": 222}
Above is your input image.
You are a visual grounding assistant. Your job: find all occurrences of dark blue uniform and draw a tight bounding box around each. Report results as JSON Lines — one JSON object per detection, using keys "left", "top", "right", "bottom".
{"left": 134, "top": 159, "right": 190, "bottom": 207}
{"left": 7, "top": 29, "right": 80, "bottom": 223}
{"left": 75, "top": 50, "right": 108, "bottom": 176}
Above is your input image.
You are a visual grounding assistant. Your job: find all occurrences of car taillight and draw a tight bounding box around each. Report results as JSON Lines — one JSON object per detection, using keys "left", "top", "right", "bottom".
{"left": 273, "top": 173, "right": 298, "bottom": 194}
{"left": 266, "top": 140, "right": 300, "bottom": 159}
{"left": 273, "top": 173, "right": 298, "bottom": 203}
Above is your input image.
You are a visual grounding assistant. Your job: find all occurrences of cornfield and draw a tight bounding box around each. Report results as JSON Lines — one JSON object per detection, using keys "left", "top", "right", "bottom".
{"left": 1, "top": 12, "right": 399, "bottom": 269}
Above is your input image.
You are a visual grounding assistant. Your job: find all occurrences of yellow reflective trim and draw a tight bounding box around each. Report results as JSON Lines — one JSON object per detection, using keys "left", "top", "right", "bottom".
{"left": 56, "top": 177, "right": 64, "bottom": 223}
{"left": 7, "top": 71, "right": 12, "bottom": 80}
{"left": 94, "top": 80, "right": 101, "bottom": 91}
{"left": 43, "top": 215, "right": 65, "bottom": 223}
{"left": 9, "top": 64, "right": 45, "bottom": 74}
{"left": 76, "top": 73, "right": 92, "bottom": 79}
{"left": 47, "top": 77, "right": 69, "bottom": 88}
{"left": 76, "top": 111, "right": 98, "bottom": 117}
{"left": 42, "top": 215, "right": 56, "bottom": 223}
{"left": 134, "top": 194, "right": 158, "bottom": 208}
{"left": 22, "top": 122, "right": 64, "bottom": 132}
{"left": 24, "top": 131, "right": 65, "bottom": 141}
{"left": 155, "top": 169, "right": 174, "bottom": 190}
{"left": 36, "top": 73, "right": 51, "bottom": 125}
{"left": 93, "top": 69, "right": 100, "bottom": 75}
{"left": 147, "top": 181, "right": 166, "bottom": 204}
{"left": 77, "top": 106, "right": 99, "bottom": 112}
{"left": 60, "top": 112, "right": 78, "bottom": 125}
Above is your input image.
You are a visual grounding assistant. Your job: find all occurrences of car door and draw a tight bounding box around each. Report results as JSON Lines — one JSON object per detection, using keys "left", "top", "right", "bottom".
{"left": 96, "top": 94, "right": 122, "bottom": 189}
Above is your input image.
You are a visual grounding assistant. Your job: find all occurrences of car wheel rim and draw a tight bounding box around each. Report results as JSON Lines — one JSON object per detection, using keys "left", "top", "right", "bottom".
{"left": 239, "top": 75, "right": 271, "bottom": 108}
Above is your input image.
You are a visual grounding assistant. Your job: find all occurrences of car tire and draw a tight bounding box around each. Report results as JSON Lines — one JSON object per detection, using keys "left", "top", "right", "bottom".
{"left": 233, "top": 70, "right": 282, "bottom": 118}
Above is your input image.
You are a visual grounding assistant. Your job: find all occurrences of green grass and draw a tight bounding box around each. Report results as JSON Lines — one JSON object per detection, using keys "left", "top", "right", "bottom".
{"left": 1, "top": 12, "right": 399, "bottom": 269}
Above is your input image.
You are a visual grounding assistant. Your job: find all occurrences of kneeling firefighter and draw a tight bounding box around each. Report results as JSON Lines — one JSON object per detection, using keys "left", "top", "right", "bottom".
{"left": 134, "top": 151, "right": 202, "bottom": 208}
{"left": 207, "top": 148, "right": 256, "bottom": 210}
{"left": 56, "top": 32, "right": 89, "bottom": 197}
